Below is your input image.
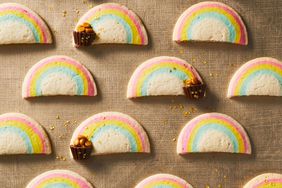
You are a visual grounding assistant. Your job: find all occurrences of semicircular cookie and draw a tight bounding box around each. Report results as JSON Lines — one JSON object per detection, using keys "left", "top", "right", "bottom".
{"left": 173, "top": 1, "right": 248, "bottom": 45}
{"left": 73, "top": 3, "right": 148, "bottom": 46}
{"left": 70, "top": 112, "right": 150, "bottom": 156}
{"left": 127, "top": 56, "right": 204, "bottom": 98}
{"left": 227, "top": 57, "right": 282, "bottom": 98}
{"left": 244, "top": 173, "right": 282, "bottom": 188}
{"left": 135, "top": 173, "right": 193, "bottom": 188}
{"left": 0, "top": 3, "right": 52, "bottom": 44}
{"left": 177, "top": 113, "right": 251, "bottom": 154}
{"left": 22, "top": 55, "right": 97, "bottom": 98}
{"left": 26, "top": 169, "right": 94, "bottom": 188}
{"left": 0, "top": 113, "right": 51, "bottom": 155}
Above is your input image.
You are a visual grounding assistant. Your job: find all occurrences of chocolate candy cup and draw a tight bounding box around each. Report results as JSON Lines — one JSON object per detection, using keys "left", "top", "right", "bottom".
{"left": 70, "top": 145, "right": 92, "bottom": 160}
{"left": 73, "top": 31, "right": 95, "bottom": 47}
{"left": 183, "top": 84, "right": 206, "bottom": 99}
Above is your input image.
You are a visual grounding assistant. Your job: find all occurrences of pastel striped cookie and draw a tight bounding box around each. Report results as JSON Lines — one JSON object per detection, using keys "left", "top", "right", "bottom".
{"left": 74, "top": 3, "right": 148, "bottom": 45}
{"left": 0, "top": 113, "right": 51, "bottom": 155}
{"left": 0, "top": 3, "right": 52, "bottom": 44}
{"left": 177, "top": 113, "right": 251, "bottom": 154}
{"left": 70, "top": 112, "right": 150, "bottom": 155}
{"left": 127, "top": 56, "right": 203, "bottom": 98}
{"left": 135, "top": 174, "right": 193, "bottom": 188}
{"left": 173, "top": 1, "right": 248, "bottom": 45}
{"left": 26, "top": 170, "right": 93, "bottom": 188}
{"left": 244, "top": 173, "right": 282, "bottom": 188}
{"left": 22, "top": 55, "right": 97, "bottom": 98}
{"left": 227, "top": 57, "right": 282, "bottom": 97}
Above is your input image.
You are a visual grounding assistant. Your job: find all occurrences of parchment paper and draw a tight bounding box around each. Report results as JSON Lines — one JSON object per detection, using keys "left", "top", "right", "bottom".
{"left": 0, "top": 0, "right": 281, "bottom": 187}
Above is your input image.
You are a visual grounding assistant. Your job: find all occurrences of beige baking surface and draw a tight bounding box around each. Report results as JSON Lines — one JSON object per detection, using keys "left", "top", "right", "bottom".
{"left": 0, "top": 0, "right": 281, "bottom": 187}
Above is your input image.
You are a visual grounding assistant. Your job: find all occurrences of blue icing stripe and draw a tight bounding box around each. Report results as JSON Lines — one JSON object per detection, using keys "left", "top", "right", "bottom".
{"left": 192, "top": 123, "right": 239, "bottom": 152}
{"left": 35, "top": 67, "right": 84, "bottom": 96}
{"left": 240, "top": 70, "right": 282, "bottom": 95}
{"left": 141, "top": 68, "right": 189, "bottom": 96}
{"left": 153, "top": 185, "right": 176, "bottom": 188}
{"left": 187, "top": 12, "right": 236, "bottom": 42}
{"left": 91, "top": 14, "right": 133, "bottom": 43}
{"left": 0, "top": 126, "right": 33, "bottom": 153}
{"left": 0, "top": 15, "right": 40, "bottom": 42}
{"left": 45, "top": 183, "right": 73, "bottom": 188}
{"left": 91, "top": 124, "right": 138, "bottom": 152}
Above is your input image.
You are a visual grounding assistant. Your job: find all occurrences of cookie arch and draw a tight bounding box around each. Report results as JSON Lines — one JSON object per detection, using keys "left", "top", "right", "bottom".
{"left": 0, "top": 3, "right": 52, "bottom": 44}
{"left": 22, "top": 55, "right": 97, "bottom": 98}
{"left": 177, "top": 113, "right": 251, "bottom": 154}
{"left": 74, "top": 3, "right": 148, "bottom": 45}
{"left": 70, "top": 112, "right": 150, "bottom": 155}
{"left": 127, "top": 56, "right": 203, "bottom": 98}
{"left": 0, "top": 113, "right": 51, "bottom": 155}
{"left": 227, "top": 57, "right": 282, "bottom": 97}
{"left": 173, "top": 1, "right": 247, "bottom": 45}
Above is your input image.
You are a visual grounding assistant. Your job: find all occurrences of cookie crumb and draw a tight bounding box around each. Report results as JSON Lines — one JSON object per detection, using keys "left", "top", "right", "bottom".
{"left": 190, "top": 107, "right": 197, "bottom": 112}
{"left": 62, "top": 10, "right": 67, "bottom": 17}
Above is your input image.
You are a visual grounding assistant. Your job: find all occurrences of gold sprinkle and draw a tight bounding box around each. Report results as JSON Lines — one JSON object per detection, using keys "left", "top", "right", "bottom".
{"left": 179, "top": 49, "right": 184, "bottom": 54}
{"left": 56, "top": 115, "right": 60, "bottom": 119}
{"left": 192, "top": 58, "right": 196, "bottom": 63}
{"left": 209, "top": 73, "right": 214, "bottom": 77}
{"left": 172, "top": 138, "right": 176, "bottom": 142}
{"left": 88, "top": 4, "right": 94, "bottom": 9}
{"left": 56, "top": 156, "right": 60, "bottom": 159}
{"left": 218, "top": 184, "right": 222, "bottom": 188}
{"left": 203, "top": 61, "right": 208, "bottom": 64}
{"left": 76, "top": 9, "right": 80, "bottom": 14}
{"left": 183, "top": 111, "right": 191, "bottom": 116}
{"left": 179, "top": 104, "right": 184, "bottom": 109}
{"left": 62, "top": 157, "right": 66, "bottom": 161}
{"left": 205, "top": 185, "right": 210, "bottom": 188}
{"left": 223, "top": 175, "right": 227, "bottom": 179}
{"left": 49, "top": 126, "right": 55, "bottom": 130}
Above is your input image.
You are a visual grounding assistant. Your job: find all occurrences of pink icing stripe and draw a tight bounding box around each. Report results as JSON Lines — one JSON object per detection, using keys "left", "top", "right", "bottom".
{"left": 31, "top": 173, "right": 91, "bottom": 187}
{"left": 129, "top": 58, "right": 202, "bottom": 97}
{"left": 0, "top": 117, "right": 47, "bottom": 153}
{"left": 26, "top": 57, "right": 95, "bottom": 96}
{"left": 81, "top": 4, "right": 146, "bottom": 44}
{"left": 138, "top": 176, "right": 190, "bottom": 187}
{"left": 229, "top": 60, "right": 282, "bottom": 95}
{"left": 254, "top": 179, "right": 282, "bottom": 187}
{"left": 0, "top": 6, "right": 49, "bottom": 43}
{"left": 182, "top": 114, "right": 249, "bottom": 152}
{"left": 74, "top": 115, "right": 148, "bottom": 152}
{"left": 177, "top": 2, "right": 246, "bottom": 44}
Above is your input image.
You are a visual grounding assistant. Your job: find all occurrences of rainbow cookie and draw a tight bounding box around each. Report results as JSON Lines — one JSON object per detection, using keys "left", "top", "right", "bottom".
{"left": 0, "top": 3, "right": 52, "bottom": 44}
{"left": 135, "top": 173, "right": 193, "bottom": 188}
{"left": 74, "top": 3, "right": 148, "bottom": 45}
{"left": 173, "top": 1, "right": 248, "bottom": 45}
{"left": 244, "top": 173, "right": 282, "bottom": 188}
{"left": 0, "top": 113, "right": 51, "bottom": 155}
{"left": 227, "top": 57, "right": 282, "bottom": 97}
{"left": 26, "top": 169, "right": 93, "bottom": 188}
{"left": 177, "top": 113, "right": 251, "bottom": 154}
{"left": 22, "top": 55, "right": 97, "bottom": 98}
{"left": 70, "top": 112, "right": 150, "bottom": 155}
{"left": 127, "top": 56, "right": 203, "bottom": 98}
